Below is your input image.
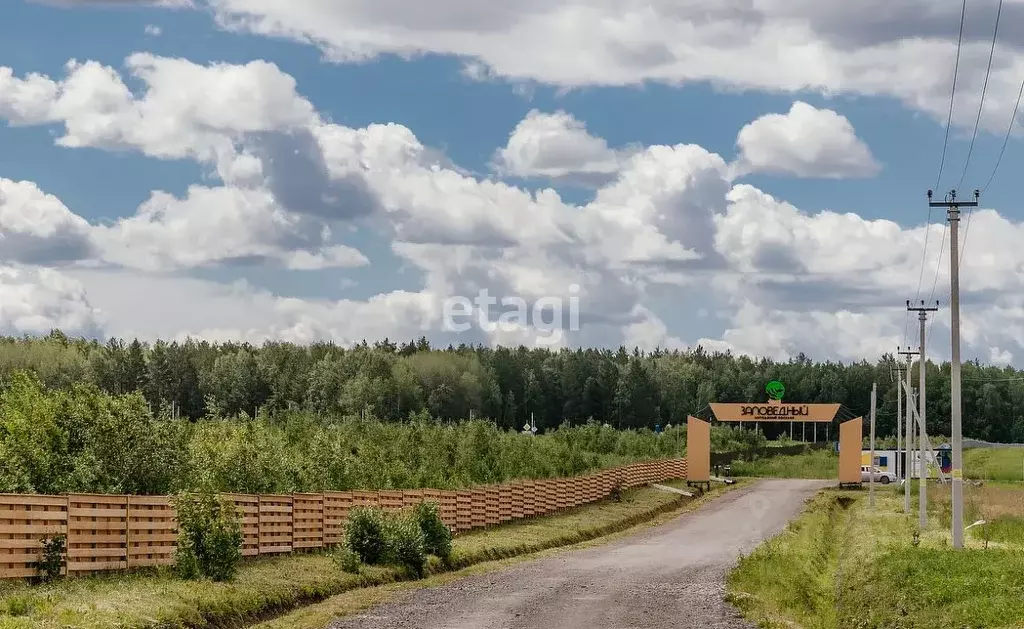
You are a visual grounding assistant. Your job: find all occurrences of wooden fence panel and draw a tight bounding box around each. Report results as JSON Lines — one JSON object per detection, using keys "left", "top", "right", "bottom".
{"left": 258, "top": 495, "right": 293, "bottom": 555}
{"left": 521, "top": 481, "right": 537, "bottom": 517}
{"left": 510, "top": 482, "right": 524, "bottom": 519}
{"left": 293, "top": 494, "right": 324, "bottom": 551}
{"left": 0, "top": 495, "right": 67, "bottom": 579}
{"left": 402, "top": 490, "right": 423, "bottom": 509}
{"left": 324, "top": 492, "right": 353, "bottom": 546}
{"left": 470, "top": 489, "right": 487, "bottom": 530}
{"left": 497, "top": 485, "right": 513, "bottom": 523}
{"left": 127, "top": 495, "right": 175, "bottom": 568}
{"left": 224, "top": 494, "right": 260, "bottom": 557}
{"left": 555, "top": 479, "right": 568, "bottom": 511}
{"left": 438, "top": 491, "right": 458, "bottom": 530}
{"left": 0, "top": 458, "right": 684, "bottom": 579}
{"left": 378, "top": 490, "right": 404, "bottom": 513}
{"left": 351, "top": 491, "right": 379, "bottom": 509}
{"left": 485, "top": 487, "right": 500, "bottom": 526}
{"left": 542, "top": 480, "right": 558, "bottom": 514}
{"left": 67, "top": 494, "right": 128, "bottom": 574}
{"left": 455, "top": 490, "right": 473, "bottom": 532}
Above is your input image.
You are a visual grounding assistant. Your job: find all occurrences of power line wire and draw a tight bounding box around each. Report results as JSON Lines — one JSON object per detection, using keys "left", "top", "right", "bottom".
{"left": 958, "top": 0, "right": 1004, "bottom": 189}
{"left": 959, "top": 206, "right": 975, "bottom": 267}
{"left": 935, "top": 0, "right": 970, "bottom": 191}
{"left": 982, "top": 74, "right": 1024, "bottom": 191}
{"left": 913, "top": 209, "right": 935, "bottom": 303}
{"left": 927, "top": 223, "right": 949, "bottom": 306}
{"left": 916, "top": 0, "right": 968, "bottom": 314}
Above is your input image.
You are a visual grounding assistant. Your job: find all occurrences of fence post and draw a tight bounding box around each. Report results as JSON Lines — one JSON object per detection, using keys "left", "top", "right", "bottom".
{"left": 125, "top": 495, "right": 131, "bottom": 570}
{"left": 257, "top": 495, "right": 263, "bottom": 557}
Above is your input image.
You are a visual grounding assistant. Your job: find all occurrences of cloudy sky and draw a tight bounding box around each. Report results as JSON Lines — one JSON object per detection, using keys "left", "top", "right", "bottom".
{"left": 2, "top": 0, "right": 1024, "bottom": 365}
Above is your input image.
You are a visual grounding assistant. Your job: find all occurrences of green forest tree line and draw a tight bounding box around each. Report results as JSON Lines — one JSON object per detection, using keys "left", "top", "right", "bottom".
{"left": 3, "top": 330, "right": 1023, "bottom": 442}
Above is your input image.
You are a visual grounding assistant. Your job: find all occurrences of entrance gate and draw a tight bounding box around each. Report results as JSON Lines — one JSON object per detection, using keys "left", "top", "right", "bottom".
{"left": 686, "top": 381, "right": 862, "bottom": 488}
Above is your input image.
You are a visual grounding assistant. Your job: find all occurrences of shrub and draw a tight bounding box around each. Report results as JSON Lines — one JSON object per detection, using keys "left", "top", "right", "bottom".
{"left": 609, "top": 481, "right": 624, "bottom": 502}
{"left": 5, "top": 596, "right": 32, "bottom": 616}
{"left": 36, "top": 532, "right": 65, "bottom": 583}
{"left": 384, "top": 513, "right": 427, "bottom": 578}
{"left": 173, "top": 534, "right": 201, "bottom": 580}
{"left": 172, "top": 491, "right": 244, "bottom": 582}
{"left": 346, "top": 506, "right": 388, "bottom": 565}
{"left": 333, "top": 545, "right": 362, "bottom": 574}
{"left": 414, "top": 501, "right": 452, "bottom": 561}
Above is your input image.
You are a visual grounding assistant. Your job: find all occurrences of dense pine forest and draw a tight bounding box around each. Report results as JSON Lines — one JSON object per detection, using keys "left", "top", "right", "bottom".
{"left": 1, "top": 330, "right": 1023, "bottom": 495}
{"left": 3, "top": 331, "right": 1023, "bottom": 438}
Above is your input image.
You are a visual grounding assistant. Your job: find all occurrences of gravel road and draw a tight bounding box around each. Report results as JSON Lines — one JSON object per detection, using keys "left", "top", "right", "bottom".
{"left": 329, "top": 479, "right": 827, "bottom": 629}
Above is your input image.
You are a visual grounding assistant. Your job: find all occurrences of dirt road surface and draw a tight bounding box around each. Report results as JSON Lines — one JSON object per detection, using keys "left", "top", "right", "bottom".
{"left": 328, "top": 479, "right": 827, "bottom": 629}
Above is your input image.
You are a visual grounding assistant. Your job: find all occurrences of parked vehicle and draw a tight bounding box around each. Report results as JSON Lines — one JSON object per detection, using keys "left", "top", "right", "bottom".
{"left": 860, "top": 465, "right": 896, "bottom": 484}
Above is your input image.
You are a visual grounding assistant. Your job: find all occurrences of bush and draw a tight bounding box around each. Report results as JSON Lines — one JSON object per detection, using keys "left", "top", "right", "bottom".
{"left": 333, "top": 545, "right": 362, "bottom": 574}
{"left": 384, "top": 513, "right": 427, "bottom": 578}
{"left": 172, "top": 491, "right": 244, "bottom": 582}
{"left": 173, "top": 535, "right": 201, "bottom": 580}
{"left": 414, "top": 501, "right": 452, "bottom": 561}
{"left": 346, "top": 506, "right": 388, "bottom": 565}
{"left": 36, "top": 532, "right": 65, "bottom": 583}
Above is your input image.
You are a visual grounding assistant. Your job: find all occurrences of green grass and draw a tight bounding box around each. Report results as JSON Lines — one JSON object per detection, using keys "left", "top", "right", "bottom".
{"left": 0, "top": 481, "right": 733, "bottom": 629}
{"left": 728, "top": 484, "right": 1024, "bottom": 629}
{"left": 978, "top": 516, "right": 1024, "bottom": 544}
{"left": 730, "top": 449, "right": 838, "bottom": 479}
{"left": 964, "top": 448, "right": 1024, "bottom": 482}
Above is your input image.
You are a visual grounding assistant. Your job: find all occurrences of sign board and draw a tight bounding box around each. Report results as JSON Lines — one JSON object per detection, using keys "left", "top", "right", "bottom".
{"left": 709, "top": 401, "right": 841, "bottom": 423}
{"left": 686, "top": 416, "right": 711, "bottom": 483}
{"left": 838, "top": 417, "right": 863, "bottom": 484}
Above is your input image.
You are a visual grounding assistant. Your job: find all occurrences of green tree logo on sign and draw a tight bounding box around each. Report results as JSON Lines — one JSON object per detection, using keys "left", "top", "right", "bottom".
{"left": 765, "top": 380, "right": 785, "bottom": 401}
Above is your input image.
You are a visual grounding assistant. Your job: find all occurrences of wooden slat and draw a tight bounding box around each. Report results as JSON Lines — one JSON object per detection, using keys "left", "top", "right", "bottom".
{"left": 129, "top": 496, "right": 172, "bottom": 506}
{"left": 67, "top": 547, "right": 126, "bottom": 559}
{"left": 0, "top": 509, "right": 67, "bottom": 521}
{"left": 0, "top": 495, "right": 69, "bottom": 507}
{"left": 0, "top": 524, "right": 66, "bottom": 535}
{"left": 68, "top": 507, "right": 126, "bottom": 518}
{"left": 67, "top": 560, "right": 127, "bottom": 572}
{"left": 0, "top": 566, "right": 38, "bottom": 578}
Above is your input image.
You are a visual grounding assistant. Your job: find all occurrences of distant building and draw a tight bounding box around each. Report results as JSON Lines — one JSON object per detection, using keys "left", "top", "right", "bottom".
{"left": 862, "top": 449, "right": 942, "bottom": 478}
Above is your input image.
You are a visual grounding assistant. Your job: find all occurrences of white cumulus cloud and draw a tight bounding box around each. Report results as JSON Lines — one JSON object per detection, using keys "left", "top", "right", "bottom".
{"left": 734, "top": 101, "right": 881, "bottom": 178}
{"left": 493, "top": 109, "right": 624, "bottom": 181}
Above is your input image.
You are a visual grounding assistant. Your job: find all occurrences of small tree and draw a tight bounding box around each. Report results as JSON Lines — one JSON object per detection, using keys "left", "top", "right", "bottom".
{"left": 346, "top": 506, "right": 388, "bottom": 565}
{"left": 37, "top": 533, "right": 66, "bottom": 583}
{"left": 414, "top": 501, "right": 452, "bottom": 561}
{"left": 384, "top": 513, "right": 427, "bottom": 578}
{"left": 172, "top": 491, "right": 243, "bottom": 582}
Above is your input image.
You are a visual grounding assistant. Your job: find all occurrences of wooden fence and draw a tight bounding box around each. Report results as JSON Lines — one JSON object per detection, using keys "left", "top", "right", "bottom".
{"left": 0, "top": 458, "right": 686, "bottom": 580}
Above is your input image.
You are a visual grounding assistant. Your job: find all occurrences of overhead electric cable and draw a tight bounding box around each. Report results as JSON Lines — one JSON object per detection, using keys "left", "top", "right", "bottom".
{"left": 958, "top": 0, "right": 1004, "bottom": 189}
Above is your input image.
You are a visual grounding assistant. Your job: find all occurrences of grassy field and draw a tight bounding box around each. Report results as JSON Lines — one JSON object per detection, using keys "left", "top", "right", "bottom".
{"left": 0, "top": 481, "right": 733, "bottom": 629}
{"left": 728, "top": 482, "right": 1024, "bottom": 629}
{"left": 964, "top": 447, "right": 1024, "bottom": 482}
{"left": 730, "top": 449, "right": 838, "bottom": 479}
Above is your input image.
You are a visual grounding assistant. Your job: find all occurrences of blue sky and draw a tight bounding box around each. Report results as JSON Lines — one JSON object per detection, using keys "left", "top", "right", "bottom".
{"left": 2, "top": 0, "right": 1024, "bottom": 365}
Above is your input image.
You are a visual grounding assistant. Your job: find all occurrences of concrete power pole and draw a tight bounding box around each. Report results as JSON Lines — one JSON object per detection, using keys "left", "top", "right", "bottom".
{"left": 898, "top": 347, "right": 917, "bottom": 514}
{"left": 928, "top": 189, "right": 978, "bottom": 549}
{"left": 869, "top": 382, "right": 877, "bottom": 508}
{"left": 891, "top": 361, "right": 907, "bottom": 481}
{"left": 907, "top": 300, "right": 938, "bottom": 530}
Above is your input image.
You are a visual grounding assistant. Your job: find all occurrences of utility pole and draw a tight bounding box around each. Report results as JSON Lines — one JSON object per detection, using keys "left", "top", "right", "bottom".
{"left": 899, "top": 346, "right": 917, "bottom": 514}
{"left": 869, "top": 382, "right": 877, "bottom": 508}
{"left": 907, "top": 300, "right": 938, "bottom": 530}
{"left": 891, "top": 360, "right": 908, "bottom": 481}
{"left": 928, "top": 188, "right": 978, "bottom": 549}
